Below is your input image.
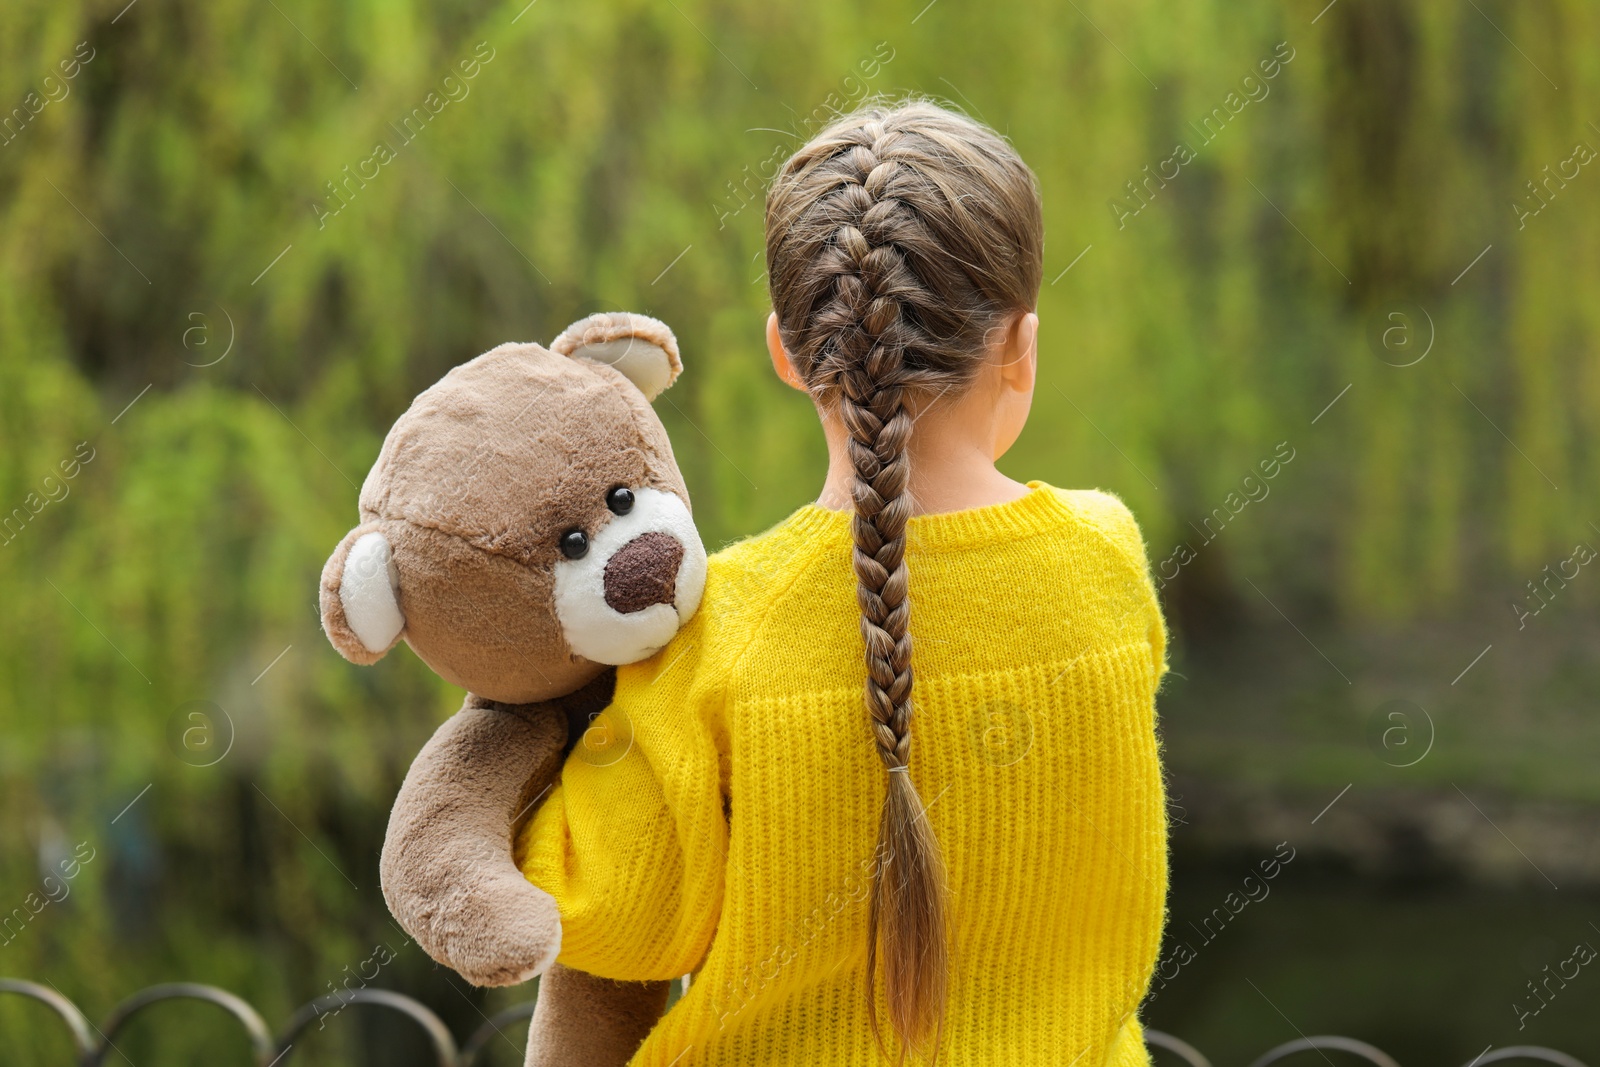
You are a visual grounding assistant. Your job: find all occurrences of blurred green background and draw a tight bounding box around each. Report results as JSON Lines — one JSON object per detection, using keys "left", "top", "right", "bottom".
{"left": 2, "top": 0, "right": 1598, "bottom": 1063}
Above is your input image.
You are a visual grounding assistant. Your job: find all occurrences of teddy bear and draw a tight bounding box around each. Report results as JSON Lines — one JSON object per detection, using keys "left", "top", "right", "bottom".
{"left": 317, "top": 311, "right": 701, "bottom": 1066}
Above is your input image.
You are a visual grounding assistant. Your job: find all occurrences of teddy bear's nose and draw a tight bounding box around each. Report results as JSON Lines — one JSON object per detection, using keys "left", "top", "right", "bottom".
{"left": 602, "top": 532, "right": 685, "bottom": 614}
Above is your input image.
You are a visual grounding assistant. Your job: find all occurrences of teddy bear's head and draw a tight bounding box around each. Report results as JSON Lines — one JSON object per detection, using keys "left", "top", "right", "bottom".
{"left": 319, "top": 313, "right": 706, "bottom": 705}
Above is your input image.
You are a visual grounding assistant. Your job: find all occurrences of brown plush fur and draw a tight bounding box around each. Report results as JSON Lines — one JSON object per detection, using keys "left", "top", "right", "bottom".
{"left": 382, "top": 693, "right": 571, "bottom": 986}
{"left": 320, "top": 314, "right": 693, "bottom": 1066}
{"left": 323, "top": 335, "right": 688, "bottom": 704}
{"left": 526, "top": 966, "right": 671, "bottom": 1067}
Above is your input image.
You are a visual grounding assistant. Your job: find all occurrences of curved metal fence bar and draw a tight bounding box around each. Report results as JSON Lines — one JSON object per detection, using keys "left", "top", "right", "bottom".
{"left": 1247, "top": 1035, "right": 1404, "bottom": 1067}
{"left": 0, "top": 979, "right": 97, "bottom": 1063}
{"left": 1469, "top": 1048, "right": 1590, "bottom": 1067}
{"left": 1146, "top": 1028, "right": 1213, "bottom": 1067}
{"left": 93, "top": 983, "right": 277, "bottom": 1067}
{"left": 4, "top": 980, "right": 1596, "bottom": 1067}
{"left": 461, "top": 1002, "right": 536, "bottom": 1066}
{"left": 274, "top": 988, "right": 459, "bottom": 1066}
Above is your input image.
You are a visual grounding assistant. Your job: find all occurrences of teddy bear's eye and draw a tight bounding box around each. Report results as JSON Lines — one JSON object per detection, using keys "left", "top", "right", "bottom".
{"left": 606, "top": 486, "right": 635, "bottom": 515}
{"left": 559, "top": 529, "right": 589, "bottom": 559}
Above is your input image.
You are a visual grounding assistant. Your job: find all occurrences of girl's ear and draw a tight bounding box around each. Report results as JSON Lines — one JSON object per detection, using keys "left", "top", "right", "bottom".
{"left": 766, "top": 312, "right": 807, "bottom": 392}
{"left": 320, "top": 523, "right": 405, "bottom": 664}
{"left": 1000, "top": 311, "right": 1039, "bottom": 393}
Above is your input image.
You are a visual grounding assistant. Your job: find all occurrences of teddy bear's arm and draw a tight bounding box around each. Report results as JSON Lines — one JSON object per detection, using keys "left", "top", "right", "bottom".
{"left": 383, "top": 679, "right": 675, "bottom": 1065}
{"left": 380, "top": 691, "right": 574, "bottom": 987}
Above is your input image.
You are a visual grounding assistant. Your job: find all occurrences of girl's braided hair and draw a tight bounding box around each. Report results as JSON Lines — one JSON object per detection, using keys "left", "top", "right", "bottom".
{"left": 763, "top": 96, "right": 1043, "bottom": 1060}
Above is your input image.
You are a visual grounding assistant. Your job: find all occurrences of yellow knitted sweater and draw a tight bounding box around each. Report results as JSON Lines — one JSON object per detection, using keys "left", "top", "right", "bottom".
{"left": 515, "top": 481, "right": 1170, "bottom": 1065}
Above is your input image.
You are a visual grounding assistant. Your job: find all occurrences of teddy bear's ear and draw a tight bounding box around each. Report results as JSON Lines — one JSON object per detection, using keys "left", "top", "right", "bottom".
{"left": 320, "top": 523, "right": 405, "bottom": 664}
{"left": 551, "top": 312, "right": 682, "bottom": 400}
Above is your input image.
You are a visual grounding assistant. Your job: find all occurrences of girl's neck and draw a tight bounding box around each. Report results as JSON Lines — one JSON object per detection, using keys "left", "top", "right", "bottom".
{"left": 813, "top": 400, "right": 1033, "bottom": 517}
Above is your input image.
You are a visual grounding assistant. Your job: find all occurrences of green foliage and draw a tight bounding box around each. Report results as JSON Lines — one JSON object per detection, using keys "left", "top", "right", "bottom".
{"left": 2, "top": 0, "right": 1598, "bottom": 1060}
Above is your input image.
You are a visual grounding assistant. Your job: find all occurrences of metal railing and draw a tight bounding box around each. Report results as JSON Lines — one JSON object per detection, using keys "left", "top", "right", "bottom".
{"left": 0, "top": 979, "right": 530, "bottom": 1066}
{"left": 1, "top": 978, "right": 1590, "bottom": 1067}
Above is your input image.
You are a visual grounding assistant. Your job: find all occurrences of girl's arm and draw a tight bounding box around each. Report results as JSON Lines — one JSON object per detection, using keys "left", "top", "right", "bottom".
{"left": 515, "top": 624, "right": 730, "bottom": 981}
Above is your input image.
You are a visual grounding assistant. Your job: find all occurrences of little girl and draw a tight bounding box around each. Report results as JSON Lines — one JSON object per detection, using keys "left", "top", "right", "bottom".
{"left": 516, "top": 96, "right": 1170, "bottom": 1066}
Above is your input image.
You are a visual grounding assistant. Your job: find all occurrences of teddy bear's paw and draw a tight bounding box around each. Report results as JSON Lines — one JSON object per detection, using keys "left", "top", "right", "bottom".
{"left": 429, "top": 877, "right": 565, "bottom": 988}
{"left": 511, "top": 922, "right": 563, "bottom": 984}
{"left": 450, "top": 924, "right": 562, "bottom": 988}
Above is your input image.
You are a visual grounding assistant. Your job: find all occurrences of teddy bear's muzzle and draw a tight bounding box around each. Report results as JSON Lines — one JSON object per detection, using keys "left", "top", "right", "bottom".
{"left": 602, "top": 532, "right": 685, "bottom": 614}
{"left": 551, "top": 487, "right": 708, "bottom": 666}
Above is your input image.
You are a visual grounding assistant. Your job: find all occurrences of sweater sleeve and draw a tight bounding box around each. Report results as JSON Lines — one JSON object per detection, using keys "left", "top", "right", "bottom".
{"left": 1063, "top": 488, "right": 1169, "bottom": 684}
{"left": 513, "top": 615, "right": 728, "bottom": 981}
{"left": 1108, "top": 1013, "right": 1154, "bottom": 1067}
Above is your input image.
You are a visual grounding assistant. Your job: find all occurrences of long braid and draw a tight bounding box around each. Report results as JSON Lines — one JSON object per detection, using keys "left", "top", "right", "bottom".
{"left": 833, "top": 174, "right": 949, "bottom": 1057}
{"left": 765, "top": 97, "right": 1044, "bottom": 1063}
